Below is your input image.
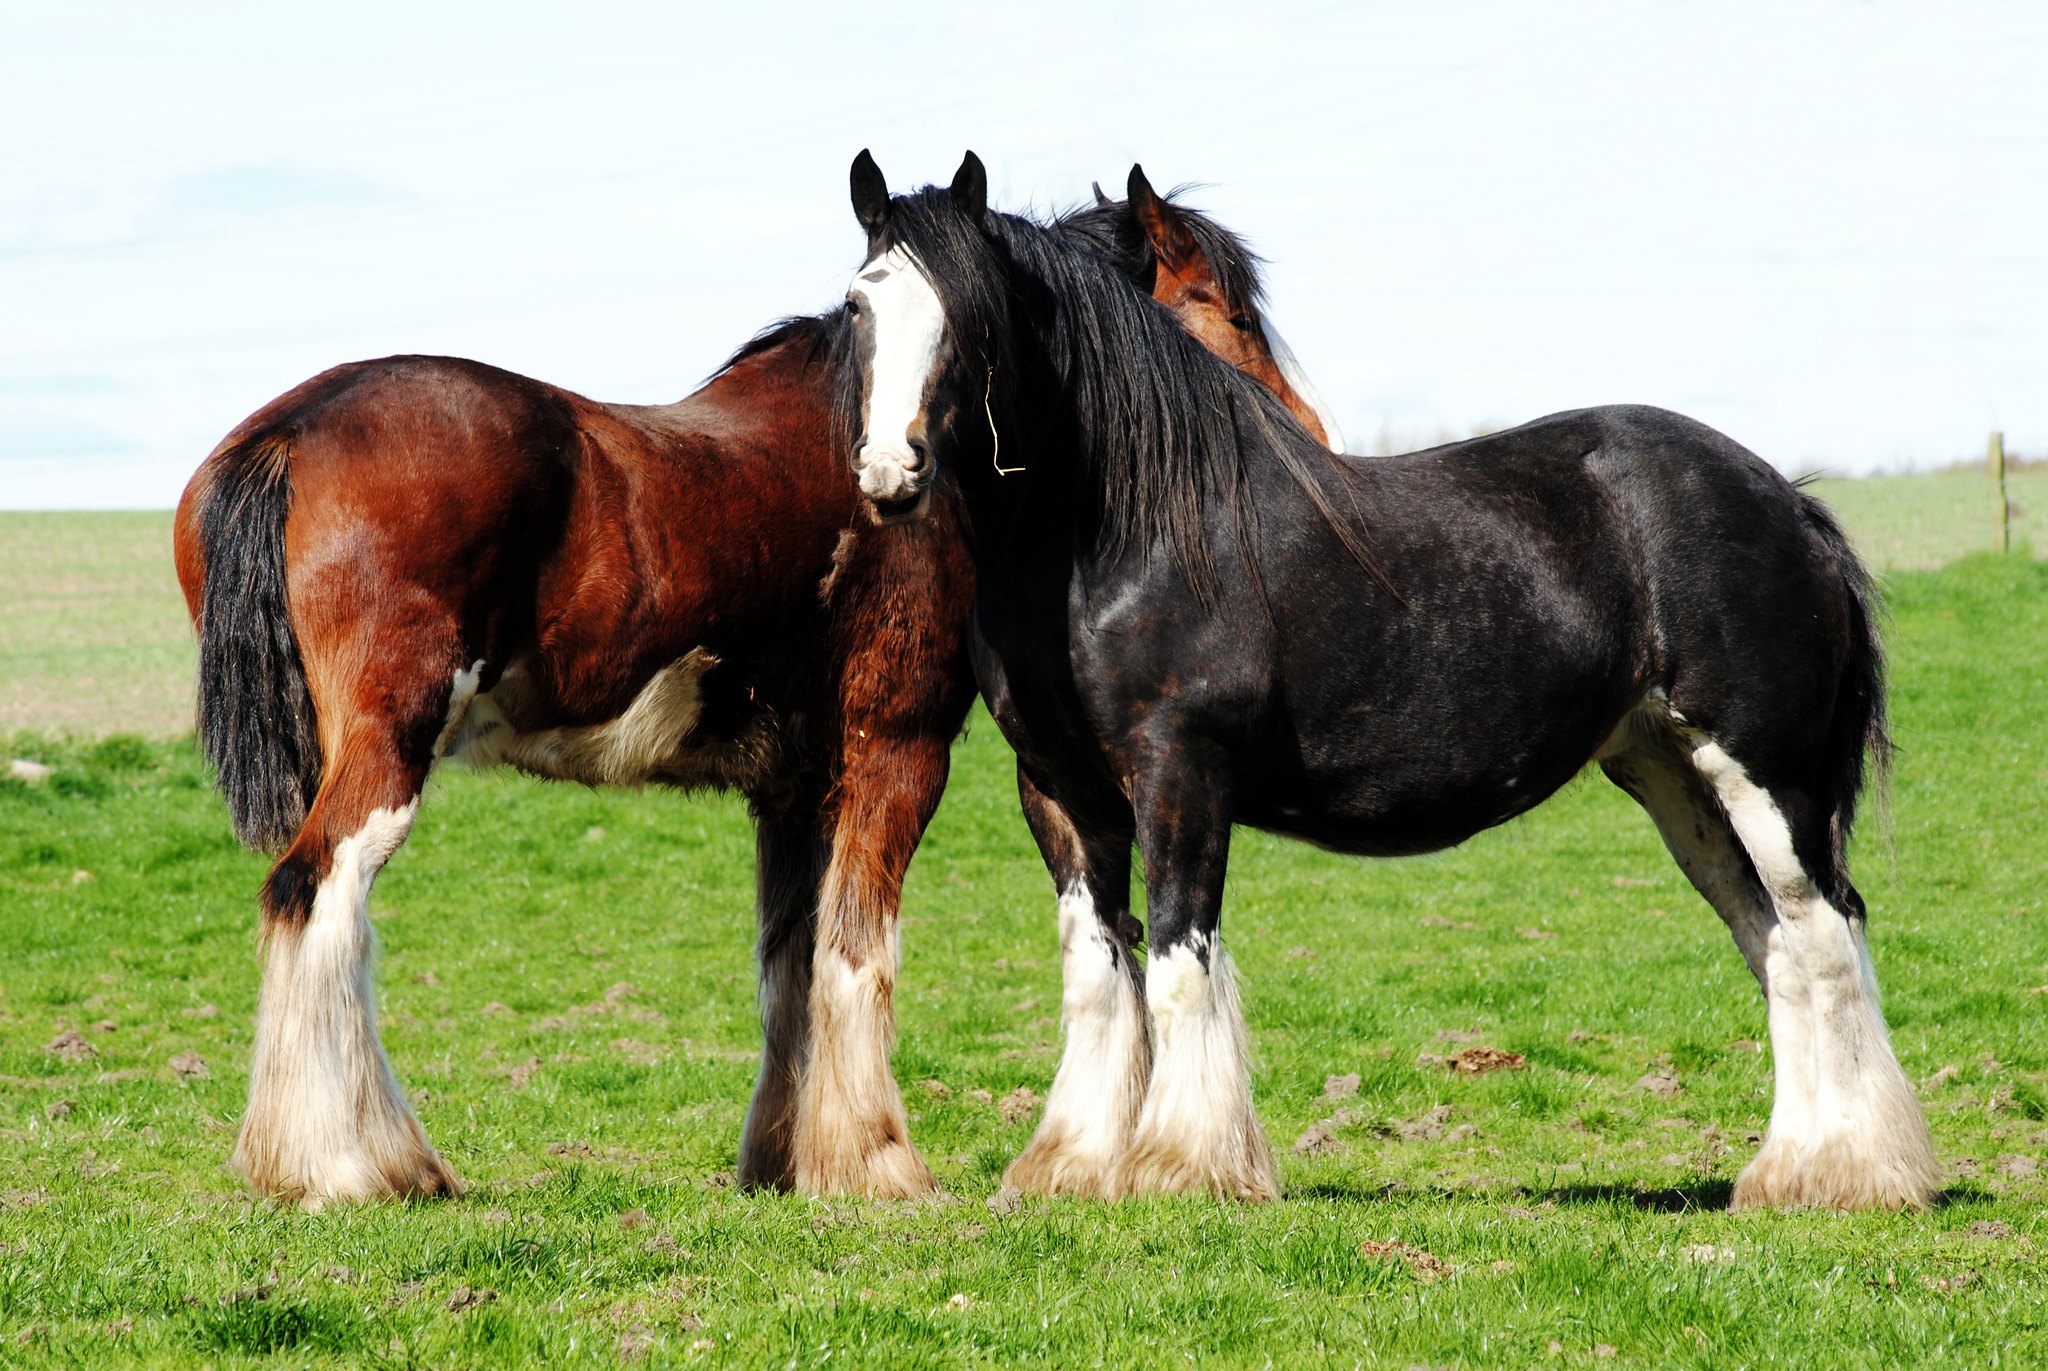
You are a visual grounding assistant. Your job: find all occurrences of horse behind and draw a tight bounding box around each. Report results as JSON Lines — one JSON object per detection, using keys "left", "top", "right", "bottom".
{"left": 839, "top": 153, "right": 1940, "bottom": 1212}
{"left": 172, "top": 165, "right": 1337, "bottom": 1208}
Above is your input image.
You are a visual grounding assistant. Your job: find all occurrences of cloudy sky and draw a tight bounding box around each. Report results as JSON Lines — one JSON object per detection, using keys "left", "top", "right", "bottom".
{"left": 2, "top": 1, "right": 2042, "bottom": 507}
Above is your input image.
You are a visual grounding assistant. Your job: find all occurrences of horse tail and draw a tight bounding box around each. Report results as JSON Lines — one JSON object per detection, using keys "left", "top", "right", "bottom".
{"left": 1801, "top": 490, "right": 1890, "bottom": 879}
{"left": 192, "top": 433, "right": 323, "bottom": 854}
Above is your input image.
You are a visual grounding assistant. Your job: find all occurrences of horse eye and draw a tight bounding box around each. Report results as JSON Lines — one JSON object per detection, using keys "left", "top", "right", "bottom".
{"left": 846, "top": 298, "right": 862, "bottom": 317}
{"left": 1228, "top": 314, "right": 1252, "bottom": 334}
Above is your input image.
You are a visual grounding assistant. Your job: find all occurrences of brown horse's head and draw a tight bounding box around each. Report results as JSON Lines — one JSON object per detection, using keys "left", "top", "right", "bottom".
{"left": 1117, "top": 166, "right": 1343, "bottom": 452}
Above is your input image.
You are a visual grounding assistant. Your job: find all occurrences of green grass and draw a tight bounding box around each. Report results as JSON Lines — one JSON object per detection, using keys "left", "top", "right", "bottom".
{"left": 3, "top": 552, "right": 2046, "bottom": 1367}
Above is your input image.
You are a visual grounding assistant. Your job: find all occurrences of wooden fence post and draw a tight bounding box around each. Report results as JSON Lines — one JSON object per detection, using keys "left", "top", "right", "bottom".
{"left": 1989, "top": 431, "right": 2009, "bottom": 554}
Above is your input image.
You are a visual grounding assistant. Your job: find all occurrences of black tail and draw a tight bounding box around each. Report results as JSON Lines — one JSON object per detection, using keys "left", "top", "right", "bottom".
{"left": 195, "top": 435, "right": 322, "bottom": 853}
{"left": 1801, "top": 491, "right": 1890, "bottom": 878}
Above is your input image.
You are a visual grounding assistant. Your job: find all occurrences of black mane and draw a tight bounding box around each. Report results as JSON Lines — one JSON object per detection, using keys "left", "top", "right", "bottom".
{"left": 710, "top": 309, "right": 849, "bottom": 382}
{"left": 858, "top": 188, "right": 1377, "bottom": 598}
{"left": 1053, "top": 188, "right": 1271, "bottom": 328}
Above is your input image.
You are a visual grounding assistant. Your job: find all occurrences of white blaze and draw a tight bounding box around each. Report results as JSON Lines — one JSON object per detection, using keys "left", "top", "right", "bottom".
{"left": 1262, "top": 318, "right": 1346, "bottom": 453}
{"left": 848, "top": 246, "right": 946, "bottom": 503}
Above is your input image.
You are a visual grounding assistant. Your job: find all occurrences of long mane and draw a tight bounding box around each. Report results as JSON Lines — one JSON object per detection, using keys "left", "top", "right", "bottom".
{"left": 865, "top": 188, "right": 1382, "bottom": 599}
{"left": 1052, "top": 188, "right": 1272, "bottom": 331}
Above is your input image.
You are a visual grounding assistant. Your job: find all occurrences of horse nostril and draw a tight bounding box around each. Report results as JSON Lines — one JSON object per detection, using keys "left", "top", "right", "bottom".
{"left": 904, "top": 439, "right": 929, "bottom": 473}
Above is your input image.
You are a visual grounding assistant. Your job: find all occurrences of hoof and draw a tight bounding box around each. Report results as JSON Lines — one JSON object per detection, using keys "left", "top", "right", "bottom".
{"left": 236, "top": 1132, "right": 462, "bottom": 1210}
{"left": 737, "top": 1122, "right": 797, "bottom": 1193}
{"left": 793, "top": 1135, "right": 937, "bottom": 1200}
{"left": 1111, "top": 1128, "right": 1279, "bottom": 1201}
{"left": 1730, "top": 1131, "right": 1941, "bottom": 1212}
{"left": 1003, "top": 1132, "right": 1120, "bottom": 1199}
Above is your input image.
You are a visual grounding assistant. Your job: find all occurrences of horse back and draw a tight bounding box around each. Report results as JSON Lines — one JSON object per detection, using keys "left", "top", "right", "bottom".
{"left": 179, "top": 352, "right": 854, "bottom": 733}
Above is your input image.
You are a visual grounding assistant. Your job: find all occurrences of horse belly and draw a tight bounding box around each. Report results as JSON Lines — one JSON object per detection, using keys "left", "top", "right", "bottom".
{"left": 1243, "top": 685, "right": 1628, "bottom": 857}
{"left": 443, "top": 649, "right": 776, "bottom": 792}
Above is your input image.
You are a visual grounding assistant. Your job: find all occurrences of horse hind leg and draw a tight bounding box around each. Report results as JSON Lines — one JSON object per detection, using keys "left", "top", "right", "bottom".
{"left": 1002, "top": 770, "right": 1150, "bottom": 1198}
{"left": 1683, "top": 737, "right": 1938, "bottom": 1211}
{"left": 1607, "top": 707, "right": 1938, "bottom": 1211}
{"left": 233, "top": 669, "right": 475, "bottom": 1209}
{"left": 737, "top": 799, "right": 827, "bottom": 1191}
{"left": 1600, "top": 720, "right": 1822, "bottom": 1186}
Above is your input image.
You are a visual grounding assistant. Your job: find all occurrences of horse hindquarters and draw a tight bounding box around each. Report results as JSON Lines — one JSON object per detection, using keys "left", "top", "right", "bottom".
{"left": 184, "top": 433, "right": 476, "bottom": 1207}
{"left": 1604, "top": 469, "right": 1937, "bottom": 1211}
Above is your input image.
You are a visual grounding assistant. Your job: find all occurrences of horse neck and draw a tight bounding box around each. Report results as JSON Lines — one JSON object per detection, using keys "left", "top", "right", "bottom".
{"left": 951, "top": 365, "right": 1100, "bottom": 581}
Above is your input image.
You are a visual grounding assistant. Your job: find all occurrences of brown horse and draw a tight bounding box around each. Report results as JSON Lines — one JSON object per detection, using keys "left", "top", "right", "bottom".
{"left": 172, "top": 167, "right": 1334, "bottom": 1207}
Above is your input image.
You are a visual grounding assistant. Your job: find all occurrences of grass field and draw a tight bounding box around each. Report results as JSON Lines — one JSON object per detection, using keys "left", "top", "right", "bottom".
{"left": 2, "top": 509, "right": 2046, "bottom": 1366}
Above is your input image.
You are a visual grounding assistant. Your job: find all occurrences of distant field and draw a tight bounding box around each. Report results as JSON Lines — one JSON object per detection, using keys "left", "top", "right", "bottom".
{"left": 0, "top": 467, "right": 2040, "bottom": 742}
{"left": 1805, "top": 467, "right": 2042, "bottom": 574}
{"left": 0, "top": 511, "right": 195, "bottom": 739}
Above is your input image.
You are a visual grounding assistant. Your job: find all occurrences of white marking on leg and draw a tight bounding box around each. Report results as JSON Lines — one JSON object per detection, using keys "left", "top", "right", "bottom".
{"left": 1007, "top": 884, "right": 1150, "bottom": 1194}
{"left": 433, "top": 660, "right": 485, "bottom": 761}
{"left": 1261, "top": 317, "right": 1345, "bottom": 453}
{"left": 1603, "top": 706, "right": 1770, "bottom": 982}
{"left": 235, "top": 802, "right": 453, "bottom": 1206}
{"left": 1119, "top": 934, "right": 1277, "bottom": 1198}
{"left": 792, "top": 863, "right": 931, "bottom": 1198}
{"left": 847, "top": 246, "right": 944, "bottom": 505}
{"left": 1691, "top": 740, "right": 1937, "bottom": 1209}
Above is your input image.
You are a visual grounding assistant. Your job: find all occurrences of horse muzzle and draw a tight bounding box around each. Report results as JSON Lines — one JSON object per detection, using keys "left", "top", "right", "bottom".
{"left": 856, "top": 448, "right": 931, "bottom": 522}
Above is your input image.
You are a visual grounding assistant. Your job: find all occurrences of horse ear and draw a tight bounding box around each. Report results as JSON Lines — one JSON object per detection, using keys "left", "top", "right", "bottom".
{"left": 851, "top": 149, "right": 891, "bottom": 240}
{"left": 1091, "top": 180, "right": 1114, "bottom": 209}
{"left": 1128, "top": 162, "right": 1197, "bottom": 271}
{"left": 950, "top": 150, "right": 987, "bottom": 220}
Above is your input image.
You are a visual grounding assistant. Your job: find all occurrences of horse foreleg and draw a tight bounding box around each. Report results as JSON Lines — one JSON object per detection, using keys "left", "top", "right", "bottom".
{"left": 789, "top": 734, "right": 946, "bottom": 1199}
{"left": 234, "top": 733, "right": 459, "bottom": 1209}
{"left": 1003, "top": 768, "right": 1149, "bottom": 1197}
{"left": 737, "top": 803, "right": 827, "bottom": 1190}
{"left": 1114, "top": 760, "right": 1277, "bottom": 1201}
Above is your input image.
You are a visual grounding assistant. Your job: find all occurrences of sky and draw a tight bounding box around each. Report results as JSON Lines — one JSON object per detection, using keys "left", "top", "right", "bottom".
{"left": 2, "top": 0, "right": 2042, "bottom": 508}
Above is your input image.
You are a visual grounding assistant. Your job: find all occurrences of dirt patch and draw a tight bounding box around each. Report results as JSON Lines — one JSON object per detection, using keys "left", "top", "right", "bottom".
{"left": 1358, "top": 1239, "right": 1451, "bottom": 1280}
{"left": 1391, "top": 1105, "right": 1454, "bottom": 1142}
{"left": 1293, "top": 1112, "right": 1357, "bottom": 1155}
{"left": 44, "top": 1030, "right": 96, "bottom": 1063}
{"left": 1444, "top": 1046, "right": 1525, "bottom": 1075}
{"left": 1637, "top": 1067, "right": 1682, "bottom": 1098}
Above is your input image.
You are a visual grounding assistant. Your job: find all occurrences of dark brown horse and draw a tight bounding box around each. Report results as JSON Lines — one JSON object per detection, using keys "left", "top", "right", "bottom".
{"left": 173, "top": 170, "right": 1337, "bottom": 1207}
